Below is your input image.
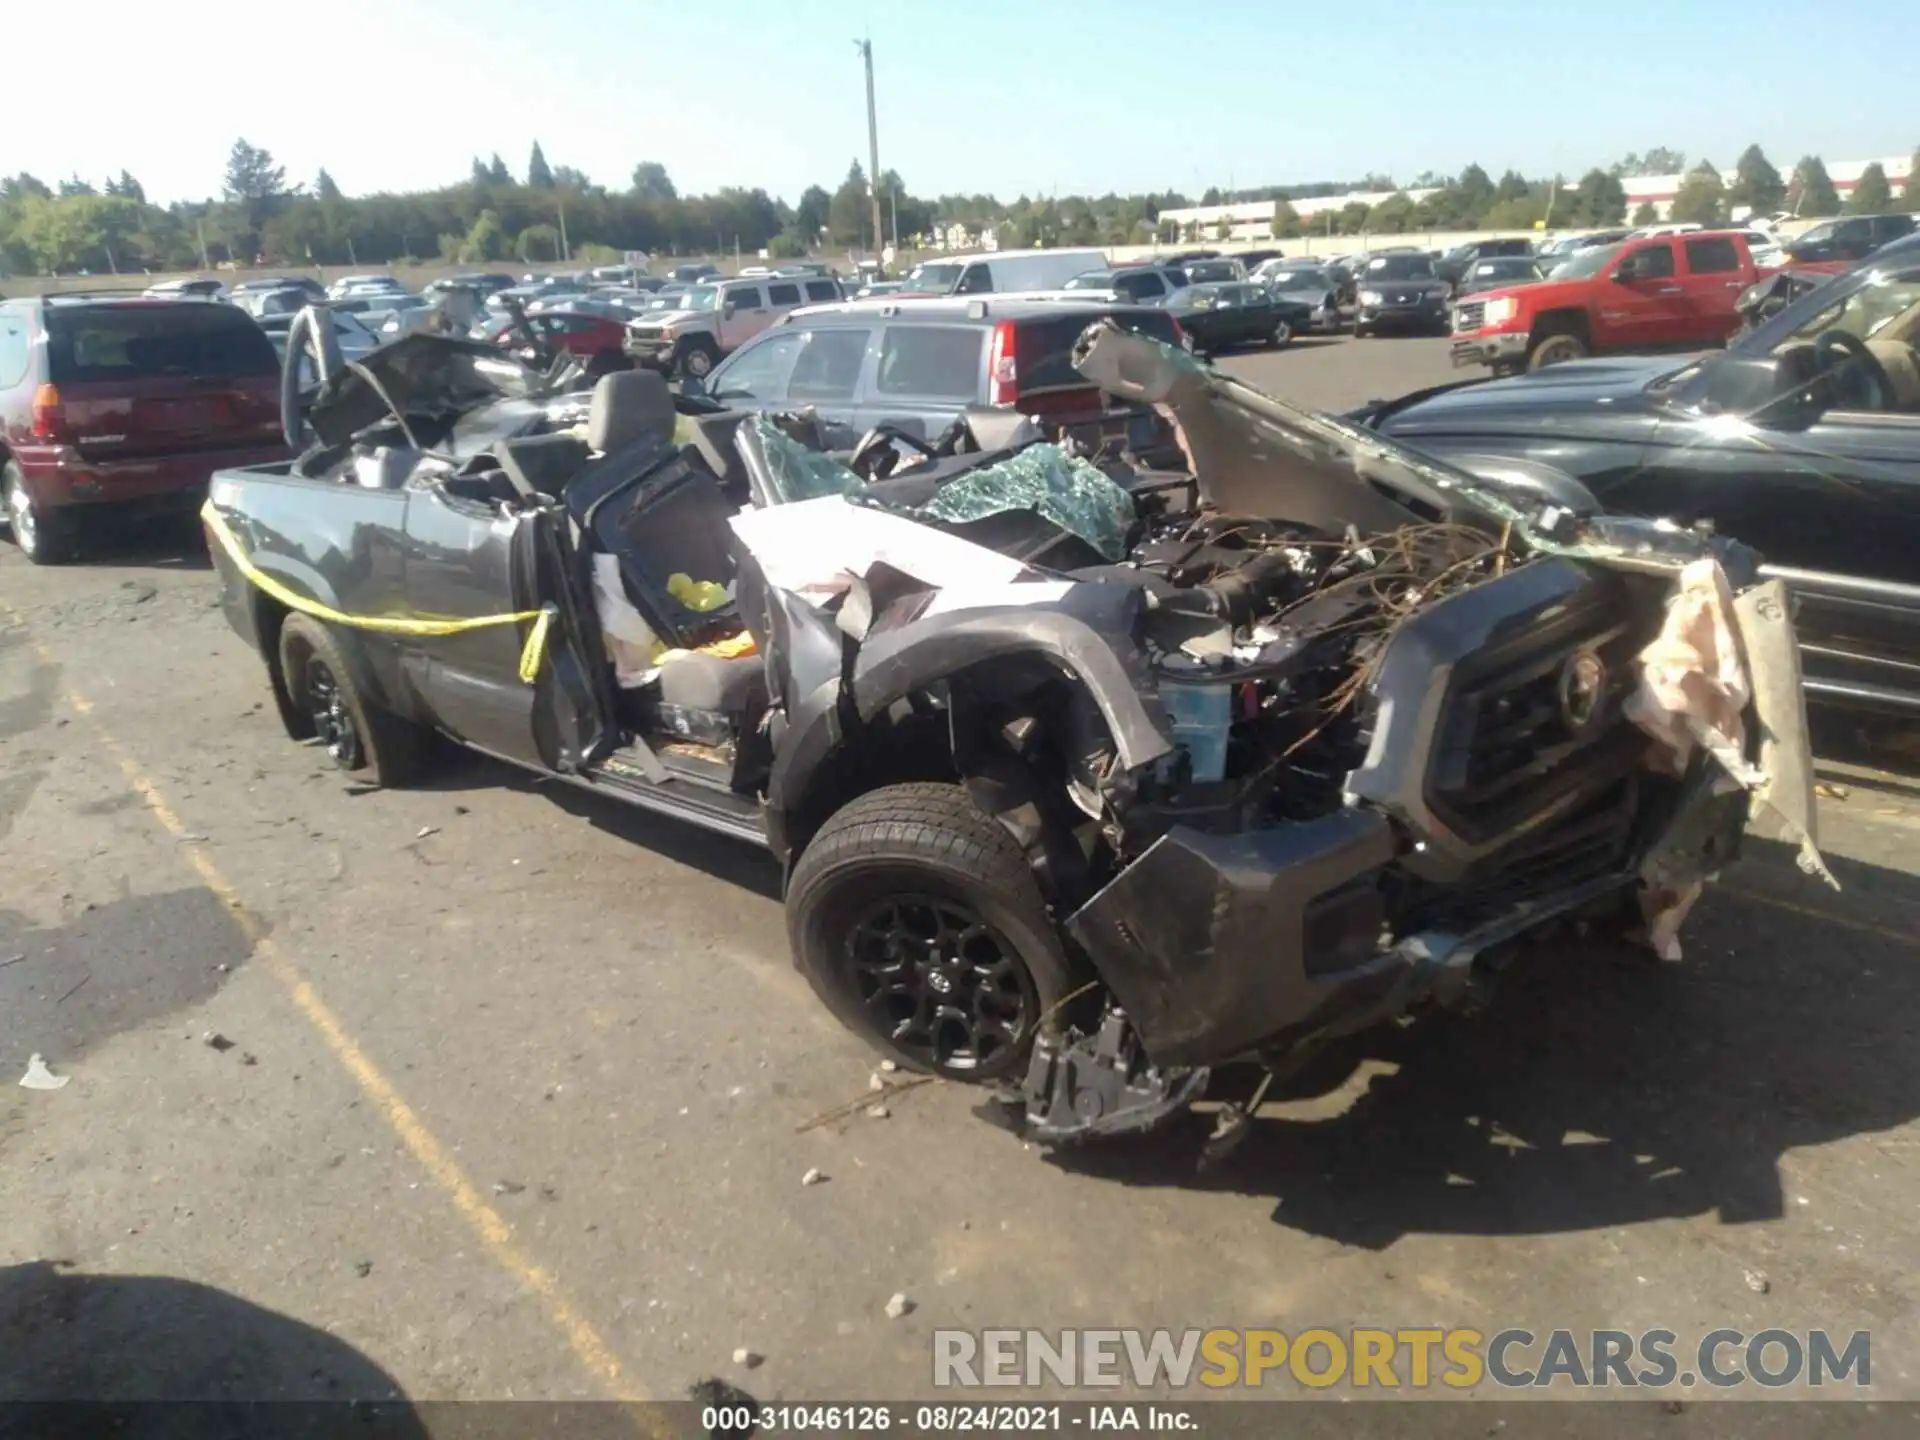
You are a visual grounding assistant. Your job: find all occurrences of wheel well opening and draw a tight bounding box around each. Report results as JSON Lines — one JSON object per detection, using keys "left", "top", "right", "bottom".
{"left": 1531, "top": 309, "right": 1591, "bottom": 345}
{"left": 788, "top": 657, "right": 1117, "bottom": 912}
{"left": 255, "top": 594, "right": 312, "bottom": 739}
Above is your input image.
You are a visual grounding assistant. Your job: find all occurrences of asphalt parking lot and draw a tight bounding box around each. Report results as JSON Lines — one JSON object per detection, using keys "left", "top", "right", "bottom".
{"left": 4, "top": 331, "right": 1919, "bottom": 1424}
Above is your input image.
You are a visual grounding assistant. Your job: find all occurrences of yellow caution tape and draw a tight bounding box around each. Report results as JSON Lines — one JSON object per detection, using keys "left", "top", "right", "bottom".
{"left": 200, "top": 500, "right": 553, "bottom": 685}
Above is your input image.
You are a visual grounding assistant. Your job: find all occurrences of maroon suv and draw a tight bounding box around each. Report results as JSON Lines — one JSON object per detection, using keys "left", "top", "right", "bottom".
{"left": 0, "top": 294, "right": 288, "bottom": 563}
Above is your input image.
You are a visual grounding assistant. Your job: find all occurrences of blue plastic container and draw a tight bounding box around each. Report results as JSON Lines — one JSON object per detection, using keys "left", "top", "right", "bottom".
{"left": 1159, "top": 678, "right": 1233, "bottom": 783}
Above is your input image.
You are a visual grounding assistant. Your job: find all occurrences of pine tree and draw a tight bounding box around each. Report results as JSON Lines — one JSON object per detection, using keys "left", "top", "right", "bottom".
{"left": 1846, "top": 162, "right": 1892, "bottom": 214}
{"left": 527, "top": 142, "right": 555, "bottom": 190}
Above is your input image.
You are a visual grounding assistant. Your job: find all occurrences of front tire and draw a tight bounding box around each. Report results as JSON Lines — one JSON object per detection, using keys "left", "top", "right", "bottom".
{"left": 1269, "top": 318, "right": 1294, "bottom": 348}
{"left": 4, "top": 460, "right": 76, "bottom": 565}
{"left": 277, "top": 613, "right": 428, "bottom": 787}
{"left": 1527, "top": 331, "right": 1589, "bottom": 370}
{"left": 1352, "top": 322, "right": 1371, "bottom": 340}
{"left": 787, "top": 783, "right": 1074, "bottom": 1082}
{"left": 677, "top": 338, "right": 719, "bottom": 381}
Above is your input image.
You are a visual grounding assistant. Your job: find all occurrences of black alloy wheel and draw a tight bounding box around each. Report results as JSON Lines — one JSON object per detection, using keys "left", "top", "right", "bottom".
{"left": 843, "top": 895, "right": 1037, "bottom": 1074}
{"left": 303, "top": 655, "right": 363, "bottom": 770}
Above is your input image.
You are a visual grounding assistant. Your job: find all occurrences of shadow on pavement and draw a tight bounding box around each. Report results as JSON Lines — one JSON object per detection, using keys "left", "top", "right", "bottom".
{"left": 1047, "top": 837, "right": 1920, "bottom": 1249}
{"left": 396, "top": 746, "right": 782, "bottom": 902}
{"left": 42, "top": 513, "right": 213, "bottom": 572}
{"left": 0, "top": 1260, "right": 425, "bottom": 1435}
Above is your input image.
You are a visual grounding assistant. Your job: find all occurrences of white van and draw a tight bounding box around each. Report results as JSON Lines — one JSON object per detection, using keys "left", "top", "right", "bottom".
{"left": 897, "top": 248, "right": 1108, "bottom": 298}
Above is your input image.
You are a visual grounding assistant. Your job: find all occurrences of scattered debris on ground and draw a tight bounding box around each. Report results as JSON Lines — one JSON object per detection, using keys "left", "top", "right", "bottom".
{"left": 1745, "top": 1268, "right": 1771, "bottom": 1294}
{"left": 19, "top": 1055, "right": 70, "bottom": 1091}
{"left": 202, "top": 1032, "right": 235, "bottom": 1053}
{"left": 731, "top": 1347, "right": 763, "bottom": 1370}
{"left": 885, "top": 1292, "right": 915, "bottom": 1320}
{"left": 801, "top": 1167, "right": 827, "bottom": 1186}
{"left": 492, "top": 1180, "right": 526, "bottom": 1197}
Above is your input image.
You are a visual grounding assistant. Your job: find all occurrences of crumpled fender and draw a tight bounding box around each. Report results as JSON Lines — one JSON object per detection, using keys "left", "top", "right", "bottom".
{"left": 763, "top": 585, "right": 1175, "bottom": 863}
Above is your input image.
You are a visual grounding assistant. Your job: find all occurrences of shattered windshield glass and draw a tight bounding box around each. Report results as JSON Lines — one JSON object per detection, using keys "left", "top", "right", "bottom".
{"left": 747, "top": 414, "right": 1135, "bottom": 560}
{"left": 918, "top": 447, "right": 1134, "bottom": 561}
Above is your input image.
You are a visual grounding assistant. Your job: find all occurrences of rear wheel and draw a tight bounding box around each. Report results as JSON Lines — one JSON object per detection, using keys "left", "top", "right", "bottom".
{"left": 1352, "top": 322, "right": 1372, "bottom": 339}
{"left": 1269, "top": 318, "right": 1294, "bottom": 348}
{"left": 787, "top": 783, "right": 1074, "bottom": 1082}
{"left": 277, "top": 613, "right": 428, "bottom": 787}
{"left": 1527, "top": 331, "right": 1589, "bottom": 370}
{"left": 4, "top": 460, "right": 75, "bottom": 565}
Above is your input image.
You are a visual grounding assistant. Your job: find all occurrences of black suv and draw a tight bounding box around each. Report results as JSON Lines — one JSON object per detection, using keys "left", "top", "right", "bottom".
{"left": 1435, "top": 237, "right": 1537, "bottom": 288}
{"left": 693, "top": 296, "right": 1186, "bottom": 453}
{"left": 1783, "top": 213, "right": 1917, "bottom": 267}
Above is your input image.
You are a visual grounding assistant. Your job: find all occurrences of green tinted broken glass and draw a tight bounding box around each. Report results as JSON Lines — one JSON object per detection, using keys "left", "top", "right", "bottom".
{"left": 916, "top": 445, "right": 1134, "bottom": 561}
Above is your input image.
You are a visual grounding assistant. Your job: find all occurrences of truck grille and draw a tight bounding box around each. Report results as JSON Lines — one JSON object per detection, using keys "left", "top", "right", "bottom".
{"left": 1428, "top": 600, "right": 1647, "bottom": 837}
{"left": 1453, "top": 300, "right": 1486, "bottom": 332}
{"left": 1345, "top": 559, "right": 1665, "bottom": 879}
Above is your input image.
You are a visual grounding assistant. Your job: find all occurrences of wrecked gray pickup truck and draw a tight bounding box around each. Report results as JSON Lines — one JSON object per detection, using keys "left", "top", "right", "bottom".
{"left": 204, "top": 314, "right": 1826, "bottom": 1147}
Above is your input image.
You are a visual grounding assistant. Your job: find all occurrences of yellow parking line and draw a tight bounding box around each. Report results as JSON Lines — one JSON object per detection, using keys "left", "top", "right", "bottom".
{"left": 1715, "top": 885, "right": 1920, "bottom": 950}
{"left": 43, "top": 658, "right": 649, "bottom": 1405}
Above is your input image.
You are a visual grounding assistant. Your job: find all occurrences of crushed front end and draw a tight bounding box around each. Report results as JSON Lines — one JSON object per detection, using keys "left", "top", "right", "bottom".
{"left": 1017, "top": 325, "right": 1829, "bottom": 1144}
{"left": 727, "top": 324, "right": 1827, "bottom": 1150}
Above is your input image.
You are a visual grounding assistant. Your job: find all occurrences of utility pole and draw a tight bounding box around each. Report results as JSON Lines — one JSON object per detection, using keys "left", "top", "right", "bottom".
{"left": 558, "top": 200, "right": 569, "bottom": 260}
{"left": 855, "top": 37, "right": 883, "bottom": 260}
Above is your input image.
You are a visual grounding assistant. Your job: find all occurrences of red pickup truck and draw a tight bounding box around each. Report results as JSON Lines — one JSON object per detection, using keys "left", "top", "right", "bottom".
{"left": 1449, "top": 230, "right": 1772, "bottom": 374}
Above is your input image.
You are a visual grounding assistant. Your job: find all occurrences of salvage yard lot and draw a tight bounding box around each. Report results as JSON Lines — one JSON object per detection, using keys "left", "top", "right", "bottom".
{"left": 3, "top": 333, "right": 1918, "bottom": 1417}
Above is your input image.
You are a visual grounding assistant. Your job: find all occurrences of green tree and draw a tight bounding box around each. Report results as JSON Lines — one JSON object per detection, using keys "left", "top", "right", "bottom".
{"left": 1669, "top": 162, "right": 1727, "bottom": 225}
{"left": 1366, "top": 192, "right": 1418, "bottom": 233}
{"left": 1493, "top": 169, "right": 1531, "bottom": 205}
{"left": 1214, "top": 215, "right": 1233, "bottom": 242}
{"left": 1631, "top": 200, "right": 1660, "bottom": 226}
{"left": 1337, "top": 200, "right": 1372, "bottom": 235}
{"left": 827, "top": 160, "right": 869, "bottom": 247}
{"left": 515, "top": 222, "right": 560, "bottom": 260}
{"left": 1, "top": 173, "right": 52, "bottom": 204}
{"left": 1728, "top": 144, "right": 1785, "bottom": 217}
{"left": 1455, "top": 163, "right": 1495, "bottom": 218}
{"left": 470, "top": 156, "right": 491, "bottom": 187}
{"left": 527, "top": 142, "right": 555, "bottom": 190}
{"left": 1615, "top": 148, "right": 1686, "bottom": 178}
{"left": 791, "top": 184, "right": 831, "bottom": 243}
{"left": 1788, "top": 156, "right": 1841, "bottom": 217}
{"left": 462, "top": 210, "right": 511, "bottom": 261}
{"left": 315, "top": 169, "right": 343, "bottom": 204}
{"left": 58, "top": 174, "right": 96, "bottom": 197}
{"left": 1846, "top": 162, "right": 1892, "bottom": 214}
{"left": 630, "top": 162, "right": 677, "bottom": 201}
{"left": 487, "top": 154, "right": 512, "bottom": 185}
{"left": 1568, "top": 168, "right": 1627, "bottom": 225}
{"left": 1269, "top": 199, "right": 1301, "bottom": 239}
{"left": 223, "top": 139, "right": 287, "bottom": 203}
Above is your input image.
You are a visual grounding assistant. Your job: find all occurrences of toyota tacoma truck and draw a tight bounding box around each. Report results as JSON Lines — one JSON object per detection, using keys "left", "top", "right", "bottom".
{"left": 1451, "top": 230, "right": 1771, "bottom": 375}
{"left": 201, "top": 311, "right": 1825, "bottom": 1151}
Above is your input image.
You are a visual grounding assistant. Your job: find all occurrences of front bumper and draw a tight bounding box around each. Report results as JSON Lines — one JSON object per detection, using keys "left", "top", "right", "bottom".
{"left": 1357, "top": 300, "right": 1448, "bottom": 331}
{"left": 623, "top": 333, "right": 679, "bottom": 369}
{"left": 15, "top": 440, "right": 291, "bottom": 513}
{"left": 1450, "top": 330, "right": 1529, "bottom": 368}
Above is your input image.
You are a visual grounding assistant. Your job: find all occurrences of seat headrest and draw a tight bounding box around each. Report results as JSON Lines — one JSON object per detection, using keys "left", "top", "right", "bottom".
{"left": 961, "top": 406, "right": 1043, "bottom": 453}
{"left": 589, "top": 368, "right": 674, "bottom": 453}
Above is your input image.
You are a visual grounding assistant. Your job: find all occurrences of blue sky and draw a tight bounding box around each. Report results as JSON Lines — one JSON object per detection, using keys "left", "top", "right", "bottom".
{"left": 14, "top": 0, "right": 1914, "bottom": 203}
